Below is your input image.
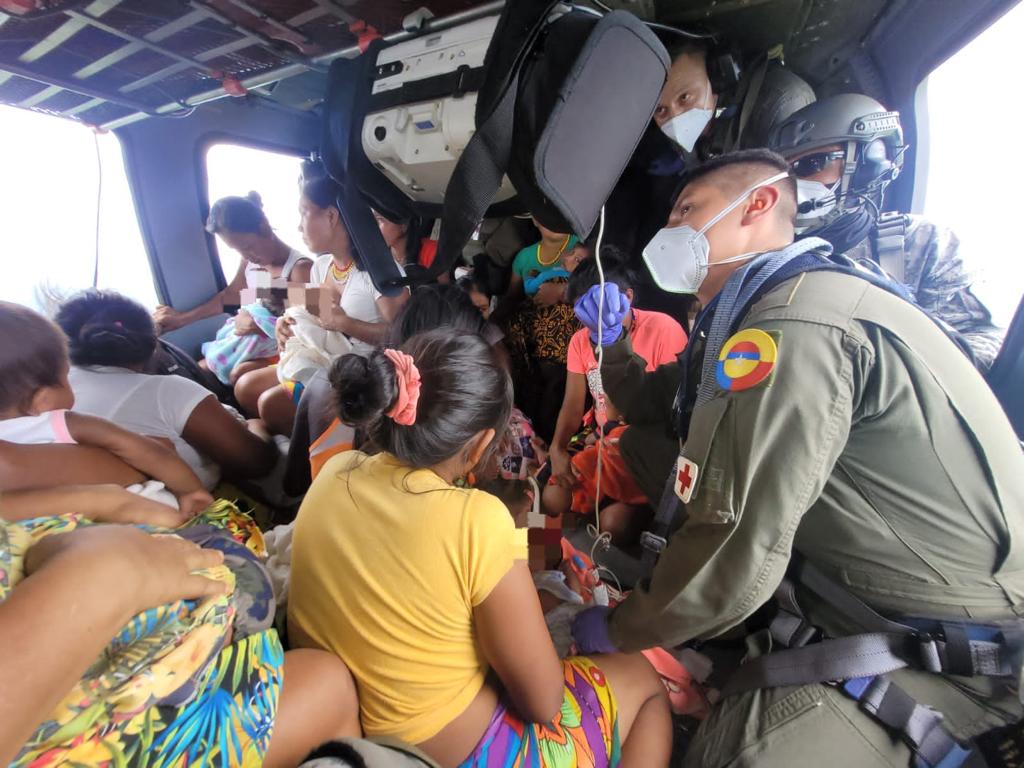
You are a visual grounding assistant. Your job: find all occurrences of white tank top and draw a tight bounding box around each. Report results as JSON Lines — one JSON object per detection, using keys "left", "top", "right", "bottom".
{"left": 245, "top": 248, "right": 312, "bottom": 287}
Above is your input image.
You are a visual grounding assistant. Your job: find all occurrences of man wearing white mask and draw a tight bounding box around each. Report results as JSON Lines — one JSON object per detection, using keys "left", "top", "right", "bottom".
{"left": 568, "top": 149, "right": 1024, "bottom": 767}
{"left": 770, "top": 93, "right": 1003, "bottom": 369}
{"left": 653, "top": 41, "right": 719, "bottom": 155}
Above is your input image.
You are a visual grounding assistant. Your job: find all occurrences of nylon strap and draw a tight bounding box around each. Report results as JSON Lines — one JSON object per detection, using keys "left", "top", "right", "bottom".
{"left": 722, "top": 632, "right": 917, "bottom": 695}
{"left": 724, "top": 562, "right": 1023, "bottom": 697}
{"left": 873, "top": 211, "right": 909, "bottom": 284}
{"left": 368, "top": 65, "right": 486, "bottom": 112}
{"left": 428, "top": 68, "right": 519, "bottom": 281}
{"left": 841, "top": 676, "right": 984, "bottom": 768}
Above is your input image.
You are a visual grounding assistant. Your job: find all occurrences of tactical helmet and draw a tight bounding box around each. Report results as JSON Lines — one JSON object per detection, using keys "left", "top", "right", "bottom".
{"left": 742, "top": 65, "right": 817, "bottom": 149}
{"left": 769, "top": 93, "right": 906, "bottom": 215}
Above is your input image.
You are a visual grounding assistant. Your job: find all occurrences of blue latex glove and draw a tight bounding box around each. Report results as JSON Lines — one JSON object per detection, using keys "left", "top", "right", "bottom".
{"left": 573, "top": 283, "right": 631, "bottom": 346}
{"left": 524, "top": 268, "right": 571, "bottom": 296}
{"left": 571, "top": 605, "right": 618, "bottom": 654}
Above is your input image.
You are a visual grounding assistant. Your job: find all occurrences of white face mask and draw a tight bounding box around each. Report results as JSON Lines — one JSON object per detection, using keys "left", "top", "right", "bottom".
{"left": 642, "top": 171, "right": 791, "bottom": 294}
{"left": 795, "top": 178, "right": 838, "bottom": 232}
{"left": 659, "top": 87, "right": 716, "bottom": 153}
{"left": 660, "top": 107, "right": 715, "bottom": 153}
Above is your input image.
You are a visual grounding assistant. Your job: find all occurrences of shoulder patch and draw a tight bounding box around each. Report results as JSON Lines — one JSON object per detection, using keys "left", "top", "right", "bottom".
{"left": 715, "top": 329, "right": 780, "bottom": 392}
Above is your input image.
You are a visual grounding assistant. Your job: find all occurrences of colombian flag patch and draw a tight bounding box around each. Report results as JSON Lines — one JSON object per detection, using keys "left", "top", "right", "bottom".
{"left": 715, "top": 328, "right": 779, "bottom": 392}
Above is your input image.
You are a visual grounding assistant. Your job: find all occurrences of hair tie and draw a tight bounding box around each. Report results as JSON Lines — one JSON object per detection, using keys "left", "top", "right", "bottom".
{"left": 382, "top": 348, "right": 421, "bottom": 426}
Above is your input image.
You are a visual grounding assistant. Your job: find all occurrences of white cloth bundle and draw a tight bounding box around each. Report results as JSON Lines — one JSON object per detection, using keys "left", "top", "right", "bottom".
{"left": 277, "top": 306, "right": 353, "bottom": 386}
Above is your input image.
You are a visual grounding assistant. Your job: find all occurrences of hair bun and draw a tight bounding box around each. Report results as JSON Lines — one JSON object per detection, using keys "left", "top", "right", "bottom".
{"left": 80, "top": 322, "right": 132, "bottom": 346}
{"left": 245, "top": 191, "right": 263, "bottom": 209}
{"left": 70, "top": 321, "right": 156, "bottom": 367}
{"left": 329, "top": 351, "right": 397, "bottom": 427}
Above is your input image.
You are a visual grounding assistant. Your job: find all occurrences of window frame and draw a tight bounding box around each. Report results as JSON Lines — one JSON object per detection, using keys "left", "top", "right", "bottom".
{"left": 194, "top": 133, "right": 310, "bottom": 292}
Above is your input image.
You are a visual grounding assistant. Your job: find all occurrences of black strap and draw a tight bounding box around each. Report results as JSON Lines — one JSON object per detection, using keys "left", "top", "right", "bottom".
{"left": 368, "top": 65, "right": 486, "bottom": 112}
{"left": 872, "top": 212, "right": 910, "bottom": 284}
{"left": 639, "top": 471, "right": 679, "bottom": 575}
{"left": 425, "top": 69, "right": 520, "bottom": 281}
{"left": 941, "top": 622, "right": 976, "bottom": 677}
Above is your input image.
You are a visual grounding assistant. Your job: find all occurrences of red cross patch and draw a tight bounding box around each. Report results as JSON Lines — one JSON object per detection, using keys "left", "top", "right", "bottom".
{"left": 674, "top": 456, "right": 699, "bottom": 504}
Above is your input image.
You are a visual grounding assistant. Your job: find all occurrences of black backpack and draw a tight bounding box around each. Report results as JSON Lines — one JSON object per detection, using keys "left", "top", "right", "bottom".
{"left": 145, "top": 338, "right": 234, "bottom": 405}
{"left": 320, "top": 2, "right": 669, "bottom": 289}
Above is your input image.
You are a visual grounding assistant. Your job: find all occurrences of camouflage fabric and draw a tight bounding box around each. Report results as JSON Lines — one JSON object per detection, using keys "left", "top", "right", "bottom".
{"left": 845, "top": 214, "right": 1004, "bottom": 370}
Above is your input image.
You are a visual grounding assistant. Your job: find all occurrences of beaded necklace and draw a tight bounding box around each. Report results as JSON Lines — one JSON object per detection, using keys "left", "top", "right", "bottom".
{"left": 330, "top": 259, "right": 354, "bottom": 283}
{"left": 536, "top": 234, "right": 572, "bottom": 267}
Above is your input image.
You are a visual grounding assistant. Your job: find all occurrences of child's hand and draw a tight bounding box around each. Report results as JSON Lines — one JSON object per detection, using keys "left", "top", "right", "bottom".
{"left": 550, "top": 447, "right": 575, "bottom": 489}
{"left": 275, "top": 315, "right": 297, "bottom": 350}
{"left": 534, "top": 280, "right": 566, "bottom": 307}
{"left": 90, "top": 485, "right": 194, "bottom": 528}
{"left": 153, "top": 305, "right": 185, "bottom": 333}
{"left": 25, "top": 526, "right": 228, "bottom": 613}
{"left": 319, "top": 282, "right": 350, "bottom": 332}
{"left": 175, "top": 489, "right": 214, "bottom": 518}
{"left": 234, "top": 309, "right": 258, "bottom": 336}
{"left": 530, "top": 436, "right": 549, "bottom": 465}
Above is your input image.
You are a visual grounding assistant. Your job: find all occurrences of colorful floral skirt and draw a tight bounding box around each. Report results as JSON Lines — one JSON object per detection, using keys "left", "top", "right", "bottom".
{"left": 457, "top": 657, "right": 621, "bottom": 768}
{"left": 4, "top": 503, "right": 283, "bottom": 768}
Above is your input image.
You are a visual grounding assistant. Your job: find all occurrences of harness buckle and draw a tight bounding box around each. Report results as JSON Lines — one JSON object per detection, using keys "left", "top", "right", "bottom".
{"left": 791, "top": 622, "right": 819, "bottom": 648}
{"left": 453, "top": 64, "right": 472, "bottom": 97}
{"left": 914, "top": 632, "right": 943, "bottom": 674}
{"left": 639, "top": 531, "right": 667, "bottom": 555}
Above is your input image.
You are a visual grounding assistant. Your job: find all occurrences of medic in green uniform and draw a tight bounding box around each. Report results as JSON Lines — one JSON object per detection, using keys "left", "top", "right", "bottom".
{"left": 571, "top": 149, "right": 1024, "bottom": 767}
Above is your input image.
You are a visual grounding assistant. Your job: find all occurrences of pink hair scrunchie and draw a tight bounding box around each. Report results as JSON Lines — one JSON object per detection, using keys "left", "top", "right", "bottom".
{"left": 382, "top": 348, "right": 421, "bottom": 426}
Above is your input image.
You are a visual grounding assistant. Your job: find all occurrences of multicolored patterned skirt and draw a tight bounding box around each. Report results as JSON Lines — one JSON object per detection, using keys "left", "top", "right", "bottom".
{"left": 5, "top": 503, "right": 283, "bottom": 768}
{"left": 458, "top": 657, "right": 621, "bottom": 767}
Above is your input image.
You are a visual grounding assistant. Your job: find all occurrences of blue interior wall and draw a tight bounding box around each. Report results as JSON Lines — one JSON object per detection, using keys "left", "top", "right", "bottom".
{"left": 116, "top": 97, "right": 319, "bottom": 352}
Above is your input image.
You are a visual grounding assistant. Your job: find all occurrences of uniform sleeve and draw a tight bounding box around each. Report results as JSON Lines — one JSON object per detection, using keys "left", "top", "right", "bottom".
{"left": 600, "top": 336, "right": 682, "bottom": 428}
{"left": 566, "top": 330, "right": 590, "bottom": 375}
{"left": 609, "top": 318, "right": 872, "bottom": 651}
{"left": 461, "top": 492, "right": 527, "bottom": 607}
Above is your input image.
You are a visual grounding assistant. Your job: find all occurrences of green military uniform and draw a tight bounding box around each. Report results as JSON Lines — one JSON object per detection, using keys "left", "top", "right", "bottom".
{"left": 600, "top": 269, "right": 1024, "bottom": 766}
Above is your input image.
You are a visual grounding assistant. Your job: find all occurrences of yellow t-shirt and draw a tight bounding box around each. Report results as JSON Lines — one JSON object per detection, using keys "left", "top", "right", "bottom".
{"left": 288, "top": 451, "right": 528, "bottom": 743}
